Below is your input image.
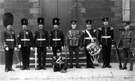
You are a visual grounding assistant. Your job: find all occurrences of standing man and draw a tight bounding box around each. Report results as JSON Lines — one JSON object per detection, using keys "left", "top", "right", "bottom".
{"left": 50, "top": 18, "right": 64, "bottom": 56}
{"left": 34, "top": 17, "right": 49, "bottom": 70}
{"left": 17, "top": 18, "right": 33, "bottom": 70}
{"left": 66, "top": 20, "right": 81, "bottom": 68}
{"left": 2, "top": 13, "right": 17, "bottom": 72}
{"left": 81, "top": 20, "right": 97, "bottom": 68}
{"left": 98, "top": 17, "right": 114, "bottom": 68}
{"left": 119, "top": 22, "right": 135, "bottom": 71}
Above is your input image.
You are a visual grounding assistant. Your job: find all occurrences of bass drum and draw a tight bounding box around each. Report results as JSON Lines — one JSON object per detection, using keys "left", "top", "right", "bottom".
{"left": 86, "top": 42, "right": 101, "bottom": 56}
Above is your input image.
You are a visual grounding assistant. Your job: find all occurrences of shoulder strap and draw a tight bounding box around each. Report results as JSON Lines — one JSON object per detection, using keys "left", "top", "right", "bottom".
{"left": 86, "top": 30, "right": 93, "bottom": 41}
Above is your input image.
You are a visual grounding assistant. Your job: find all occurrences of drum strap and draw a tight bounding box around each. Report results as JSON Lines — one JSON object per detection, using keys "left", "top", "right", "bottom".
{"left": 86, "top": 30, "right": 94, "bottom": 41}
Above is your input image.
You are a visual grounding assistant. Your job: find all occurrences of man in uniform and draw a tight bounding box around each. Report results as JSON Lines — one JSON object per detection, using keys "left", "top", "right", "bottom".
{"left": 66, "top": 20, "right": 81, "bottom": 68}
{"left": 17, "top": 18, "right": 33, "bottom": 70}
{"left": 52, "top": 50, "right": 68, "bottom": 73}
{"left": 50, "top": 18, "right": 64, "bottom": 56}
{"left": 119, "top": 22, "right": 135, "bottom": 71}
{"left": 81, "top": 20, "right": 97, "bottom": 68}
{"left": 98, "top": 17, "right": 114, "bottom": 68}
{"left": 34, "top": 17, "right": 49, "bottom": 70}
{"left": 2, "top": 13, "right": 17, "bottom": 72}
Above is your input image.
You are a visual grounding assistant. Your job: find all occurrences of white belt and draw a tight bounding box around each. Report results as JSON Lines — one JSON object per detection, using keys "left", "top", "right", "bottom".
{"left": 85, "top": 37, "right": 96, "bottom": 40}
{"left": 52, "top": 39, "right": 61, "bottom": 41}
{"left": 21, "top": 39, "right": 30, "bottom": 41}
{"left": 6, "top": 39, "right": 14, "bottom": 41}
{"left": 102, "top": 36, "right": 111, "bottom": 38}
{"left": 37, "top": 39, "right": 46, "bottom": 41}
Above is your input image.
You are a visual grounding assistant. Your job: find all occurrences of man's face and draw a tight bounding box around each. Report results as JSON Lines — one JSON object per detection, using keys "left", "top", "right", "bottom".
{"left": 22, "top": 25, "right": 27, "bottom": 30}
{"left": 54, "top": 25, "right": 59, "bottom": 29}
{"left": 71, "top": 24, "right": 76, "bottom": 29}
{"left": 57, "top": 52, "right": 61, "bottom": 56}
{"left": 124, "top": 25, "right": 130, "bottom": 30}
{"left": 39, "top": 24, "right": 43, "bottom": 29}
{"left": 7, "top": 25, "right": 12, "bottom": 30}
{"left": 86, "top": 24, "right": 91, "bottom": 29}
{"left": 103, "top": 21, "right": 108, "bottom": 26}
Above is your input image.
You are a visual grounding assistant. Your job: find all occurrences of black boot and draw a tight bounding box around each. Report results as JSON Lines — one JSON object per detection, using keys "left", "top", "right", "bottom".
{"left": 122, "top": 58, "right": 128, "bottom": 70}
{"left": 76, "top": 65, "right": 81, "bottom": 68}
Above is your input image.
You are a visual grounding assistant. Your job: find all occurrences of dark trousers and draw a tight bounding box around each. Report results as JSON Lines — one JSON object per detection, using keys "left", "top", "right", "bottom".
{"left": 69, "top": 46, "right": 79, "bottom": 66}
{"left": 52, "top": 47, "right": 62, "bottom": 56}
{"left": 123, "top": 48, "right": 134, "bottom": 68}
{"left": 37, "top": 47, "right": 46, "bottom": 67}
{"left": 21, "top": 47, "right": 30, "bottom": 68}
{"left": 102, "top": 45, "right": 111, "bottom": 66}
{"left": 53, "top": 61, "right": 68, "bottom": 71}
{"left": 84, "top": 46, "right": 93, "bottom": 67}
{"left": 5, "top": 49, "right": 14, "bottom": 70}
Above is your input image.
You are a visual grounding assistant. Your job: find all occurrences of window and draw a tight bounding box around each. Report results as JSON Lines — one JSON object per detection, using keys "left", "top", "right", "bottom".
{"left": 122, "top": 0, "right": 135, "bottom": 24}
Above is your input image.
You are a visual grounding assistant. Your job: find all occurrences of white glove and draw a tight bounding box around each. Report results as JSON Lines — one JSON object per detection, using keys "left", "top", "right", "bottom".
{"left": 30, "top": 47, "right": 33, "bottom": 50}
{"left": 100, "top": 45, "right": 102, "bottom": 48}
{"left": 5, "top": 47, "right": 9, "bottom": 51}
{"left": 14, "top": 47, "right": 17, "bottom": 51}
{"left": 18, "top": 44, "right": 21, "bottom": 48}
{"left": 35, "top": 47, "right": 37, "bottom": 50}
{"left": 112, "top": 45, "right": 114, "bottom": 47}
{"left": 46, "top": 47, "right": 49, "bottom": 49}
{"left": 62, "top": 46, "right": 64, "bottom": 49}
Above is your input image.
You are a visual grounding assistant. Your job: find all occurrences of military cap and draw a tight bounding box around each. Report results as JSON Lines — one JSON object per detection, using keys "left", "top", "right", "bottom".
{"left": 3, "top": 12, "right": 14, "bottom": 28}
{"left": 57, "top": 49, "right": 61, "bottom": 53}
{"left": 37, "top": 17, "right": 44, "bottom": 25}
{"left": 102, "top": 17, "right": 109, "bottom": 22}
{"left": 52, "top": 18, "right": 61, "bottom": 25}
{"left": 21, "top": 18, "right": 28, "bottom": 25}
{"left": 123, "top": 21, "right": 131, "bottom": 26}
{"left": 70, "top": 20, "right": 77, "bottom": 24}
{"left": 85, "top": 19, "right": 92, "bottom": 24}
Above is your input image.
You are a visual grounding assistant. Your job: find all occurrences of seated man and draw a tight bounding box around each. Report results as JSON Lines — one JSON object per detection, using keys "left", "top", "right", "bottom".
{"left": 52, "top": 50, "right": 68, "bottom": 73}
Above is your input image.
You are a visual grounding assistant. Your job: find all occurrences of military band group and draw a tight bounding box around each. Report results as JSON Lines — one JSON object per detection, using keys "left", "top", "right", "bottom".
{"left": 2, "top": 12, "right": 135, "bottom": 73}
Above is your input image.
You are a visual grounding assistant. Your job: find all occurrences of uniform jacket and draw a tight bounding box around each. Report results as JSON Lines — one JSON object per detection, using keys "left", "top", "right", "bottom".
{"left": 81, "top": 29, "right": 97, "bottom": 46}
{"left": 2, "top": 29, "right": 16, "bottom": 49}
{"left": 34, "top": 29, "right": 49, "bottom": 47}
{"left": 52, "top": 55, "right": 66, "bottom": 64}
{"left": 50, "top": 29, "right": 64, "bottom": 47}
{"left": 120, "top": 30, "right": 135, "bottom": 48}
{"left": 98, "top": 26, "right": 114, "bottom": 46}
{"left": 17, "top": 29, "right": 33, "bottom": 47}
{"left": 66, "top": 29, "right": 81, "bottom": 46}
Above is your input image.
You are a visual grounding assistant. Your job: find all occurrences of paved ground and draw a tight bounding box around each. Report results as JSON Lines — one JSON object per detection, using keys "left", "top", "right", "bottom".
{"left": 0, "top": 63, "right": 135, "bottom": 81}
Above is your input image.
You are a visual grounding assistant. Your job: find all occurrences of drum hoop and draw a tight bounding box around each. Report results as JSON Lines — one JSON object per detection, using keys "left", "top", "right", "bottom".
{"left": 90, "top": 48, "right": 101, "bottom": 56}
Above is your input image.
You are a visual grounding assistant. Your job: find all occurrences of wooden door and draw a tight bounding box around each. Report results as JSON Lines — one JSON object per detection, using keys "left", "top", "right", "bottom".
{"left": 41, "top": 0, "right": 75, "bottom": 36}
